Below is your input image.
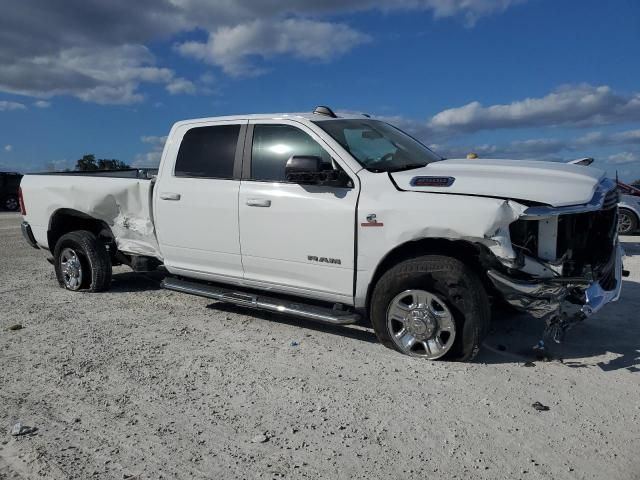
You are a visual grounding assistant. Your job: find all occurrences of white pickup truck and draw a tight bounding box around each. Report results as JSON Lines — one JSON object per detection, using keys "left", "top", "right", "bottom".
{"left": 19, "top": 106, "right": 624, "bottom": 361}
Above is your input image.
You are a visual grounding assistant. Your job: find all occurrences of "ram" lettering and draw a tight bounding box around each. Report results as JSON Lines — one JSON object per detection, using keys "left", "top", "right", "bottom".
{"left": 307, "top": 255, "right": 342, "bottom": 265}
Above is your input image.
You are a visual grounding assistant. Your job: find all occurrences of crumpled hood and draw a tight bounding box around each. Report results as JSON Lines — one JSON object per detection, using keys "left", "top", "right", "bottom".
{"left": 390, "top": 158, "right": 605, "bottom": 207}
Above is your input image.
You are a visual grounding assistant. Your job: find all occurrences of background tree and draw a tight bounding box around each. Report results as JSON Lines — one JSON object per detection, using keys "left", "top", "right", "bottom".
{"left": 97, "top": 159, "right": 130, "bottom": 170}
{"left": 75, "top": 154, "right": 98, "bottom": 171}
{"left": 75, "top": 154, "right": 129, "bottom": 171}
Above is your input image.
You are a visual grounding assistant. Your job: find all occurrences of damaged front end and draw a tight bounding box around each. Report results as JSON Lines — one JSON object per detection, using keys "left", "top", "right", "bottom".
{"left": 486, "top": 178, "right": 624, "bottom": 341}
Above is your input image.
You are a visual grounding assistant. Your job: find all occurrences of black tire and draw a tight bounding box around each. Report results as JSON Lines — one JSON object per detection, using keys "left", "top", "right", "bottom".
{"left": 3, "top": 195, "right": 19, "bottom": 211}
{"left": 618, "top": 208, "right": 638, "bottom": 235}
{"left": 370, "top": 255, "right": 491, "bottom": 361}
{"left": 53, "top": 230, "right": 112, "bottom": 292}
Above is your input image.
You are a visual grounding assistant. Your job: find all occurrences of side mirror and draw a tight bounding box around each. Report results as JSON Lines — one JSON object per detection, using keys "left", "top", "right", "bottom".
{"left": 285, "top": 155, "right": 323, "bottom": 184}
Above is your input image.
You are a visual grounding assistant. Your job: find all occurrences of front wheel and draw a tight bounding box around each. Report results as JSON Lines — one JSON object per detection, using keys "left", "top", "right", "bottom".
{"left": 370, "top": 255, "right": 490, "bottom": 361}
{"left": 53, "top": 230, "right": 112, "bottom": 292}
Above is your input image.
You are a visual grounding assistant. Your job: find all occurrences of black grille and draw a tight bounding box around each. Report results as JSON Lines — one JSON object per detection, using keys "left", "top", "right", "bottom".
{"left": 598, "top": 248, "right": 618, "bottom": 291}
{"left": 602, "top": 188, "right": 619, "bottom": 210}
{"left": 600, "top": 263, "right": 617, "bottom": 291}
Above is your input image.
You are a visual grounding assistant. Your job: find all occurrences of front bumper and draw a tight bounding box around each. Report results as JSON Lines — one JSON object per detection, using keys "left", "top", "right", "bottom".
{"left": 21, "top": 221, "right": 40, "bottom": 249}
{"left": 487, "top": 243, "right": 623, "bottom": 340}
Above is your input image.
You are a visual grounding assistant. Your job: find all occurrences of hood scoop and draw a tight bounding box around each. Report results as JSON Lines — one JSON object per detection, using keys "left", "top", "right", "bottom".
{"left": 410, "top": 176, "right": 455, "bottom": 187}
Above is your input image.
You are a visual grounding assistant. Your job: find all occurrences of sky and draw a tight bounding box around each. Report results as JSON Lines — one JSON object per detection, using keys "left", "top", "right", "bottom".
{"left": 0, "top": 0, "right": 639, "bottom": 181}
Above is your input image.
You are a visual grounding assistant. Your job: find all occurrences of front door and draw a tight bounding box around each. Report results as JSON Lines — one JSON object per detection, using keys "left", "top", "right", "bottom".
{"left": 154, "top": 121, "right": 246, "bottom": 282}
{"left": 238, "top": 121, "right": 358, "bottom": 303}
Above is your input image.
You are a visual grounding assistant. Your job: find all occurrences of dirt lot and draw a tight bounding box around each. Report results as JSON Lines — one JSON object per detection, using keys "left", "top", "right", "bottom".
{"left": 1, "top": 212, "right": 639, "bottom": 479}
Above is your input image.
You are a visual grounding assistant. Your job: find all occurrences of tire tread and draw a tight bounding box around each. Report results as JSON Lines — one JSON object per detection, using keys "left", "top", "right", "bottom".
{"left": 370, "top": 255, "right": 490, "bottom": 361}
{"left": 53, "top": 230, "right": 112, "bottom": 292}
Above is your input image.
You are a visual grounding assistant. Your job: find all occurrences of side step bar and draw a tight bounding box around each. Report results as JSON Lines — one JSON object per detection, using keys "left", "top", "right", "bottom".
{"left": 161, "top": 277, "right": 360, "bottom": 326}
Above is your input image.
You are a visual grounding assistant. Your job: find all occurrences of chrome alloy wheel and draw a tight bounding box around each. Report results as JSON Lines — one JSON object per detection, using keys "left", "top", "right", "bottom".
{"left": 60, "top": 248, "right": 83, "bottom": 290}
{"left": 618, "top": 211, "right": 634, "bottom": 234}
{"left": 386, "top": 289, "right": 456, "bottom": 359}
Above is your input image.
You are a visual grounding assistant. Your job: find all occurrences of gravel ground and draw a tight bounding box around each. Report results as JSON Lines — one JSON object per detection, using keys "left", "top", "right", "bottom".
{"left": 1, "top": 211, "right": 639, "bottom": 479}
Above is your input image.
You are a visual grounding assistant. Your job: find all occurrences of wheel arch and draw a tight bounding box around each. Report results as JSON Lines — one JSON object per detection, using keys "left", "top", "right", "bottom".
{"left": 364, "top": 237, "right": 495, "bottom": 314}
{"left": 48, "top": 208, "right": 115, "bottom": 252}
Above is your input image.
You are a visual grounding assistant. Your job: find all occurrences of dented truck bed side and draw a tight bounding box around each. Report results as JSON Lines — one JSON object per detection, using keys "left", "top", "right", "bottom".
{"left": 20, "top": 173, "right": 161, "bottom": 258}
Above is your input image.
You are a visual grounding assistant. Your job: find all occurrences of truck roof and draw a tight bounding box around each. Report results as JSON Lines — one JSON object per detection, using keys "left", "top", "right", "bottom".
{"left": 172, "top": 108, "right": 372, "bottom": 128}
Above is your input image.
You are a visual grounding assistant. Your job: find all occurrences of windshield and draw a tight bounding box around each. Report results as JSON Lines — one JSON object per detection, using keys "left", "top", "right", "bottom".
{"left": 313, "top": 119, "right": 442, "bottom": 172}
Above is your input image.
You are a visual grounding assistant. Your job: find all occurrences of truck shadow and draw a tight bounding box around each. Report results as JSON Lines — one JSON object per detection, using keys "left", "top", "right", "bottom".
{"left": 205, "top": 302, "right": 380, "bottom": 345}
{"left": 478, "top": 279, "right": 640, "bottom": 373}
{"left": 207, "top": 283, "right": 639, "bottom": 372}
{"left": 109, "top": 270, "right": 639, "bottom": 372}
{"left": 110, "top": 271, "right": 165, "bottom": 292}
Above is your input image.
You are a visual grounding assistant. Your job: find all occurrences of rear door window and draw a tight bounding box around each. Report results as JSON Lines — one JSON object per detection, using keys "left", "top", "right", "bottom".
{"left": 175, "top": 125, "right": 240, "bottom": 178}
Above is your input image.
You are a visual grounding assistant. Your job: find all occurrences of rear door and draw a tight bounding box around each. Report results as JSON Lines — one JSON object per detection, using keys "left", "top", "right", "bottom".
{"left": 154, "top": 120, "right": 247, "bottom": 282}
{"left": 238, "top": 120, "right": 358, "bottom": 303}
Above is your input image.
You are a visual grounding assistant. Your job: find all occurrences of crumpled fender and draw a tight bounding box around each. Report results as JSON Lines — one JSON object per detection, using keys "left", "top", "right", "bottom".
{"left": 35, "top": 176, "right": 162, "bottom": 258}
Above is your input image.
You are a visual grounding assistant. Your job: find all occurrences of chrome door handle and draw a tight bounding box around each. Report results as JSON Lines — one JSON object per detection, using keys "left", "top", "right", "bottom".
{"left": 160, "top": 192, "right": 181, "bottom": 201}
{"left": 246, "top": 198, "right": 271, "bottom": 207}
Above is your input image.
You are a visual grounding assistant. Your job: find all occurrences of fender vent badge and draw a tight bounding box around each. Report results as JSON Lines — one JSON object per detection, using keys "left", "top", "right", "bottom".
{"left": 410, "top": 176, "right": 455, "bottom": 187}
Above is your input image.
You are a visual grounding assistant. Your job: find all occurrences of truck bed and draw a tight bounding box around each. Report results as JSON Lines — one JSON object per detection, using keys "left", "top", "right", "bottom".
{"left": 20, "top": 172, "right": 162, "bottom": 259}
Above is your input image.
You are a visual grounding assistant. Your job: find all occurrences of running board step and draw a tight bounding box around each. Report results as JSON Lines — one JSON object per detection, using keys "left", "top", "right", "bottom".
{"left": 161, "top": 277, "right": 360, "bottom": 325}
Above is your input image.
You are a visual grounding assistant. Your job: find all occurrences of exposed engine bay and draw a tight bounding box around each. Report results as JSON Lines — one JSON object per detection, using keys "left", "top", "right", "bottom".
{"left": 486, "top": 179, "right": 623, "bottom": 341}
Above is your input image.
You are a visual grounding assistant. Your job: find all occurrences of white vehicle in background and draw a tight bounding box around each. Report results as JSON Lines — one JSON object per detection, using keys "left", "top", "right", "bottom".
{"left": 616, "top": 182, "right": 640, "bottom": 234}
{"left": 568, "top": 158, "right": 639, "bottom": 235}
{"left": 18, "top": 107, "right": 625, "bottom": 361}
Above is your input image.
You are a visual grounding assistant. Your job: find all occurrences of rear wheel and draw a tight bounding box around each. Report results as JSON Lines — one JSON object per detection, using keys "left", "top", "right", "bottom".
{"left": 370, "top": 255, "right": 490, "bottom": 361}
{"left": 54, "top": 230, "right": 112, "bottom": 292}
{"left": 618, "top": 208, "right": 637, "bottom": 235}
{"left": 3, "top": 195, "right": 18, "bottom": 211}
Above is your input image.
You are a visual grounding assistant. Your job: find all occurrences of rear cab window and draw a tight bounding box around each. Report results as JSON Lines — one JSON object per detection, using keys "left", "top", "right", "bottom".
{"left": 175, "top": 125, "right": 240, "bottom": 179}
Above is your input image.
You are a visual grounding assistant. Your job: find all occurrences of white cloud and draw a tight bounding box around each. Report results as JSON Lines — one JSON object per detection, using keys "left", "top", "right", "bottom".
{"left": 4, "top": 144, "right": 13, "bottom": 152}
{"left": 134, "top": 135, "right": 168, "bottom": 167}
{"left": 177, "top": 18, "right": 371, "bottom": 76}
{"left": 43, "top": 159, "right": 74, "bottom": 171}
{"left": 0, "top": 0, "right": 524, "bottom": 103}
{"left": 1, "top": 45, "right": 174, "bottom": 104}
{"left": 166, "top": 78, "right": 197, "bottom": 95}
{"left": 141, "top": 135, "right": 168, "bottom": 147}
{"left": 0, "top": 101, "right": 26, "bottom": 111}
{"left": 428, "top": 85, "right": 640, "bottom": 135}
{"left": 429, "top": 128, "right": 640, "bottom": 162}
{"left": 412, "top": 0, "right": 526, "bottom": 26}
{"left": 34, "top": 100, "right": 51, "bottom": 108}
{"left": 133, "top": 151, "right": 163, "bottom": 167}
{"left": 429, "top": 138, "right": 569, "bottom": 160}
{"left": 576, "top": 128, "right": 640, "bottom": 147}
{"left": 169, "top": 0, "right": 524, "bottom": 28}
{"left": 607, "top": 152, "right": 639, "bottom": 165}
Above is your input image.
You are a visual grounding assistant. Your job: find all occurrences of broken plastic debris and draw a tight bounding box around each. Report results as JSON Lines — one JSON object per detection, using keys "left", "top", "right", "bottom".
{"left": 290, "top": 341, "right": 299, "bottom": 347}
{"left": 531, "top": 402, "right": 550, "bottom": 412}
{"left": 251, "top": 434, "right": 269, "bottom": 443}
{"left": 10, "top": 423, "right": 38, "bottom": 436}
